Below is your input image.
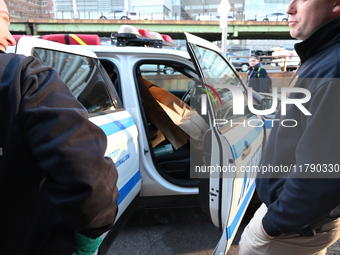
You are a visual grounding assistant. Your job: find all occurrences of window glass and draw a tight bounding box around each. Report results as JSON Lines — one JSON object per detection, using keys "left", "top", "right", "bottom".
{"left": 77, "top": 81, "right": 114, "bottom": 113}
{"left": 139, "top": 63, "right": 197, "bottom": 98}
{"left": 190, "top": 44, "right": 250, "bottom": 125}
{"left": 32, "top": 48, "right": 116, "bottom": 113}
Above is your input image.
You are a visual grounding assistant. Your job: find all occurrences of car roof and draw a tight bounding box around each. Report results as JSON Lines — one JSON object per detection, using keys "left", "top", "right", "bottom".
{"left": 66, "top": 45, "right": 191, "bottom": 59}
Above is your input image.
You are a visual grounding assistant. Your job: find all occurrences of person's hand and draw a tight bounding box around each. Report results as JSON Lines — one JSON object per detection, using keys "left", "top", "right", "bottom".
{"left": 260, "top": 221, "right": 276, "bottom": 239}
{"left": 72, "top": 232, "right": 102, "bottom": 255}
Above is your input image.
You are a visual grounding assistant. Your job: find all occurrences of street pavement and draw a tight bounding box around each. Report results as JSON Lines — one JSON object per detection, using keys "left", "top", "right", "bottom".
{"left": 107, "top": 204, "right": 340, "bottom": 255}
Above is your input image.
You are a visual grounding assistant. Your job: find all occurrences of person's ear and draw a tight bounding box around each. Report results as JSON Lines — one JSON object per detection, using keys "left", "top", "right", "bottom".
{"left": 333, "top": 0, "right": 340, "bottom": 13}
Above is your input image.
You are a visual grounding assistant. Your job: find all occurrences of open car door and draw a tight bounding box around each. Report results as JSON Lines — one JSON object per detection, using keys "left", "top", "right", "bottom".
{"left": 185, "top": 32, "right": 265, "bottom": 254}
{"left": 14, "top": 37, "right": 141, "bottom": 255}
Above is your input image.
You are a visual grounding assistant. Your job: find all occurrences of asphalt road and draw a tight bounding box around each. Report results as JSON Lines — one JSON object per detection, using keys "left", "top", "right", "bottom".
{"left": 106, "top": 204, "right": 340, "bottom": 255}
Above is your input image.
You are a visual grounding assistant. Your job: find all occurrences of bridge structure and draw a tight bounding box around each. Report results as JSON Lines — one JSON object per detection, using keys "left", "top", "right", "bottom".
{"left": 9, "top": 19, "right": 293, "bottom": 41}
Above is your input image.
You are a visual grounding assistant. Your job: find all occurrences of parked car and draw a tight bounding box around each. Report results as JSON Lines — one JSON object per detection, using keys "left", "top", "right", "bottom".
{"left": 224, "top": 15, "right": 236, "bottom": 21}
{"left": 99, "top": 10, "right": 138, "bottom": 20}
{"left": 226, "top": 52, "right": 250, "bottom": 72}
{"left": 262, "top": 12, "right": 288, "bottom": 21}
{"left": 196, "top": 14, "right": 236, "bottom": 21}
{"left": 98, "top": 10, "right": 167, "bottom": 20}
{"left": 11, "top": 29, "right": 271, "bottom": 254}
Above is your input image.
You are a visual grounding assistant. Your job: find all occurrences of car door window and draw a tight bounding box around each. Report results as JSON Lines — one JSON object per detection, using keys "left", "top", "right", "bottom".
{"left": 189, "top": 44, "right": 251, "bottom": 132}
{"left": 32, "top": 48, "right": 117, "bottom": 113}
{"left": 138, "top": 63, "right": 197, "bottom": 99}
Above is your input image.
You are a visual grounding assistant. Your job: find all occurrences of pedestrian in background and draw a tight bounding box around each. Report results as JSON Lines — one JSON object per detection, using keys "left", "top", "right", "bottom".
{"left": 0, "top": 0, "right": 119, "bottom": 254}
{"left": 239, "top": 0, "right": 340, "bottom": 254}
{"left": 247, "top": 55, "right": 272, "bottom": 93}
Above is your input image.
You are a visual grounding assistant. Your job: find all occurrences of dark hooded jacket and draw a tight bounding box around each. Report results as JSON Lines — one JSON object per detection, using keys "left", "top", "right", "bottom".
{"left": 247, "top": 62, "right": 271, "bottom": 93}
{"left": 256, "top": 17, "right": 340, "bottom": 237}
{"left": 0, "top": 52, "right": 119, "bottom": 254}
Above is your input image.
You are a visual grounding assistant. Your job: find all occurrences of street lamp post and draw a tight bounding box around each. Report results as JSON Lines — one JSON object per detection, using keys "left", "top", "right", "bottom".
{"left": 218, "top": 0, "right": 231, "bottom": 55}
{"left": 72, "top": 0, "right": 78, "bottom": 18}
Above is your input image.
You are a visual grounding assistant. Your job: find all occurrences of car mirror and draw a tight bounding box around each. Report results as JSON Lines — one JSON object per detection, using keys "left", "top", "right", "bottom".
{"left": 261, "top": 98, "right": 273, "bottom": 110}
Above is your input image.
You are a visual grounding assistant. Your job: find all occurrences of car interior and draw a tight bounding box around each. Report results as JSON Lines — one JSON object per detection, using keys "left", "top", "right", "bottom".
{"left": 100, "top": 59, "right": 207, "bottom": 187}
{"left": 136, "top": 61, "right": 208, "bottom": 187}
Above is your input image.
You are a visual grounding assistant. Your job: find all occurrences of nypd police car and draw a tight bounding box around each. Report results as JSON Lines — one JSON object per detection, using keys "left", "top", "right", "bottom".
{"left": 10, "top": 27, "right": 268, "bottom": 255}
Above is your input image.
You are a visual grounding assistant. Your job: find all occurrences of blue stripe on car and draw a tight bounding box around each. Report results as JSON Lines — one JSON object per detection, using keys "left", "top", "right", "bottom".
{"left": 264, "top": 119, "right": 274, "bottom": 129}
{"left": 117, "top": 170, "right": 141, "bottom": 205}
{"left": 100, "top": 117, "right": 135, "bottom": 136}
{"left": 230, "top": 126, "right": 262, "bottom": 160}
{"left": 226, "top": 181, "right": 255, "bottom": 240}
{"left": 97, "top": 116, "right": 139, "bottom": 205}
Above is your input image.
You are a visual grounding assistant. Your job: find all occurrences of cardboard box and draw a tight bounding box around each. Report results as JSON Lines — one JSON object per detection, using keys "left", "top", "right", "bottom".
{"left": 138, "top": 76, "right": 208, "bottom": 150}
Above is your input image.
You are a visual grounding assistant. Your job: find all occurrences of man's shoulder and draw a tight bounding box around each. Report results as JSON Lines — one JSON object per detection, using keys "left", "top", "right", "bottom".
{"left": 256, "top": 65, "right": 267, "bottom": 72}
{"left": 317, "top": 45, "right": 339, "bottom": 76}
{"left": 1, "top": 53, "right": 51, "bottom": 76}
{"left": 256, "top": 66, "right": 269, "bottom": 77}
{"left": 298, "top": 43, "right": 339, "bottom": 76}
{"left": 1, "top": 52, "right": 27, "bottom": 60}
{"left": 0, "top": 52, "right": 35, "bottom": 68}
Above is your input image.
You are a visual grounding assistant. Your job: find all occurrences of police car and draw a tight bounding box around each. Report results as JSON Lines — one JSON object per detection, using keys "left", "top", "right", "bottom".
{"left": 10, "top": 27, "right": 269, "bottom": 255}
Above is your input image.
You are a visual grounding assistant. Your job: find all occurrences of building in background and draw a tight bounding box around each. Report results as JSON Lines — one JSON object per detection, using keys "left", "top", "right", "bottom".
{"left": 244, "top": 0, "right": 290, "bottom": 21}
{"left": 53, "top": 0, "right": 173, "bottom": 19}
{"left": 128, "top": 0, "right": 172, "bottom": 20}
{"left": 177, "top": 0, "right": 239, "bottom": 20}
{"left": 6, "top": 0, "right": 290, "bottom": 21}
{"left": 5, "top": 0, "right": 54, "bottom": 19}
{"left": 52, "top": 0, "right": 222, "bottom": 20}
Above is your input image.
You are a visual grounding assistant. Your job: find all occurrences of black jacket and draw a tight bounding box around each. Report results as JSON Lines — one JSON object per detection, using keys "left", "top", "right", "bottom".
{"left": 247, "top": 63, "right": 271, "bottom": 93}
{"left": 0, "top": 53, "right": 119, "bottom": 254}
{"left": 257, "top": 17, "right": 340, "bottom": 237}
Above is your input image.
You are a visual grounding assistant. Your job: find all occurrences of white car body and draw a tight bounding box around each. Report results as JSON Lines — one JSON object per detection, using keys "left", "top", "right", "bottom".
{"left": 11, "top": 33, "right": 269, "bottom": 254}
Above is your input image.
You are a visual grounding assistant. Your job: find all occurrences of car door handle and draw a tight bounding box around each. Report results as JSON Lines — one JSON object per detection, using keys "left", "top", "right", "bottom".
{"left": 241, "top": 144, "right": 251, "bottom": 160}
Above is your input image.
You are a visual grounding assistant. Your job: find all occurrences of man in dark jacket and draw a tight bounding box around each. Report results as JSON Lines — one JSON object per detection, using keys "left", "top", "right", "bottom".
{"left": 0, "top": 1, "right": 119, "bottom": 254}
{"left": 247, "top": 55, "right": 272, "bottom": 93}
{"left": 239, "top": 0, "right": 340, "bottom": 254}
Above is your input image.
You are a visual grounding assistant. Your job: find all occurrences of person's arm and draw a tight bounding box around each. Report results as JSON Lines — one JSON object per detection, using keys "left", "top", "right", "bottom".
{"left": 262, "top": 80, "right": 340, "bottom": 236}
{"left": 20, "top": 56, "right": 119, "bottom": 238}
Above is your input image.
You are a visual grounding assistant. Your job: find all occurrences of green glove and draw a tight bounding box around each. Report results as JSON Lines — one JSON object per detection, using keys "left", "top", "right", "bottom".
{"left": 72, "top": 232, "right": 103, "bottom": 255}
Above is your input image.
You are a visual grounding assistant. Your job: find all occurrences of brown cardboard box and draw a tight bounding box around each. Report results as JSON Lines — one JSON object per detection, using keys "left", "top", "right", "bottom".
{"left": 138, "top": 76, "right": 208, "bottom": 150}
